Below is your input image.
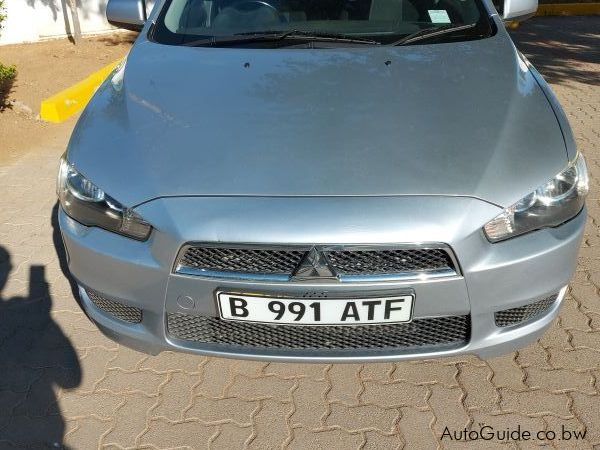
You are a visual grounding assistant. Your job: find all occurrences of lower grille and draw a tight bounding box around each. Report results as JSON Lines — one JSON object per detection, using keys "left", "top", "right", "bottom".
{"left": 167, "top": 313, "right": 470, "bottom": 352}
{"left": 494, "top": 294, "right": 558, "bottom": 327}
{"left": 86, "top": 289, "right": 142, "bottom": 324}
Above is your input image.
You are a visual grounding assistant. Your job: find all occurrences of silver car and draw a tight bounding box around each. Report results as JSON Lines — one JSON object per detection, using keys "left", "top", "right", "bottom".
{"left": 57, "top": 0, "right": 588, "bottom": 362}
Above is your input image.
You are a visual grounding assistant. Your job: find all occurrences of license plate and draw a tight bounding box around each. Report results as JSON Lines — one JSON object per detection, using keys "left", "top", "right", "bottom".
{"left": 216, "top": 292, "right": 414, "bottom": 325}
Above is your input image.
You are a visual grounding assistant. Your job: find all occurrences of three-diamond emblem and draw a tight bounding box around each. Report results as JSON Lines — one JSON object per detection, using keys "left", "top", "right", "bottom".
{"left": 291, "top": 248, "right": 337, "bottom": 281}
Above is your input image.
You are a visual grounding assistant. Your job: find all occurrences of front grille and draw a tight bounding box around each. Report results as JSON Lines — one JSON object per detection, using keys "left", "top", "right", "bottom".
{"left": 175, "top": 245, "right": 457, "bottom": 280}
{"left": 177, "top": 247, "right": 306, "bottom": 274}
{"left": 86, "top": 289, "right": 142, "bottom": 324}
{"left": 167, "top": 313, "right": 470, "bottom": 352}
{"left": 324, "top": 249, "right": 453, "bottom": 275}
{"left": 494, "top": 294, "right": 558, "bottom": 327}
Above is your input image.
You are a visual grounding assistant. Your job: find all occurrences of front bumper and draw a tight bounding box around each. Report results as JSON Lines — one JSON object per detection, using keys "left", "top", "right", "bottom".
{"left": 59, "top": 196, "right": 586, "bottom": 362}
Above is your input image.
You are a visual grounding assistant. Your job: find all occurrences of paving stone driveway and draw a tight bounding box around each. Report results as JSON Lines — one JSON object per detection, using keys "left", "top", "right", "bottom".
{"left": 0, "top": 17, "right": 598, "bottom": 450}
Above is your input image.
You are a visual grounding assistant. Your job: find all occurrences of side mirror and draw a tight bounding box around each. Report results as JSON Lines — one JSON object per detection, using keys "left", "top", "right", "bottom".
{"left": 502, "top": 0, "right": 538, "bottom": 21}
{"left": 106, "top": 0, "right": 153, "bottom": 31}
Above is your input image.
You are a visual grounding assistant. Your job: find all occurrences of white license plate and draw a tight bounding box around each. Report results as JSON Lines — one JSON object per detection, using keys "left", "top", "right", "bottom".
{"left": 216, "top": 292, "right": 414, "bottom": 325}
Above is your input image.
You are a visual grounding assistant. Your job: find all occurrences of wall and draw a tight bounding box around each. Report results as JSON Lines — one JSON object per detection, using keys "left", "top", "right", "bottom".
{"left": 0, "top": 0, "right": 114, "bottom": 45}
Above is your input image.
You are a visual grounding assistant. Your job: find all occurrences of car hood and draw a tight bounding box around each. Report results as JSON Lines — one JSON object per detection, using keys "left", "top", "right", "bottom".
{"left": 68, "top": 27, "right": 568, "bottom": 208}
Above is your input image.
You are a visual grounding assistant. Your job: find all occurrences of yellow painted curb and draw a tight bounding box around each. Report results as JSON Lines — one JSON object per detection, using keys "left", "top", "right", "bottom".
{"left": 537, "top": 3, "right": 600, "bottom": 15}
{"left": 40, "top": 58, "right": 124, "bottom": 123}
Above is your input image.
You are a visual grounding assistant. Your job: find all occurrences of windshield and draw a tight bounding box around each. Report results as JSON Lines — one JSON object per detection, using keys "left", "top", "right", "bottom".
{"left": 151, "top": 0, "right": 494, "bottom": 46}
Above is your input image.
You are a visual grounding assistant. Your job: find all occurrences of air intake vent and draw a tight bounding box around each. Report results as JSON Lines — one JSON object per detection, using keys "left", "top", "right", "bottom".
{"left": 167, "top": 313, "right": 470, "bottom": 352}
{"left": 494, "top": 294, "right": 558, "bottom": 327}
{"left": 86, "top": 289, "right": 142, "bottom": 324}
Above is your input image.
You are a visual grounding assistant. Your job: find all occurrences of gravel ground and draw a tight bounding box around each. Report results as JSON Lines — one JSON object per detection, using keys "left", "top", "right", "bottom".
{"left": 0, "top": 32, "right": 135, "bottom": 165}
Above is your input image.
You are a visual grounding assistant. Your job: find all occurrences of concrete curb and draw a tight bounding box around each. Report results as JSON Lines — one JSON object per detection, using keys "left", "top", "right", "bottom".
{"left": 40, "top": 58, "right": 124, "bottom": 123}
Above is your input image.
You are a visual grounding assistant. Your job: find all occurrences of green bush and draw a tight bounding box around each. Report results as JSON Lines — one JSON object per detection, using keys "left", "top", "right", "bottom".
{"left": 0, "top": 0, "right": 6, "bottom": 31}
{"left": 0, "top": 63, "right": 16, "bottom": 81}
{"left": 0, "top": 63, "right": 16, "bottom": 101}
{"left": 0, "top": 0, "right": 13, "bottom": 108}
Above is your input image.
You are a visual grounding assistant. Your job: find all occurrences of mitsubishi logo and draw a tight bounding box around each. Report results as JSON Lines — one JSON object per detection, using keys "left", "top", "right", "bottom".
{"left": 292, "top": 248, "right": 338, "bottom": 281}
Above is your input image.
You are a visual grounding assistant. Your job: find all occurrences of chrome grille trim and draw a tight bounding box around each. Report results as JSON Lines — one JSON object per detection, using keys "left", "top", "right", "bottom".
{"left": 494, "top": 293, "right": 559, "bottom": 327}
{"left": 174, "top": 243, "right": 460, "bottom": 282}
{"left": 167, "top": 313, "right": 470, "bottom": 352}
{"left": 337, "top": 268, "right": 457, "bottom": 283}
{"left": 86, "top": 289, "right": 142, "bottom": 323}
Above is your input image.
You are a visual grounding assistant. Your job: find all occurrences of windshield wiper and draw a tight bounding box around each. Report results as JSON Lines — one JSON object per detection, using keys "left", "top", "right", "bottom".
{"left": 389, "top": 23, "right": 478, "bottom": 46}
{"left": 240, "top": 30, "right": 380, "bottom": 44}
{"left": 184, "top": 30, "right": 380, "bottom": 47}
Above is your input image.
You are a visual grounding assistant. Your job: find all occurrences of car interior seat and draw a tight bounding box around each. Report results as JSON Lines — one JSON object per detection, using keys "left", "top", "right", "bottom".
{"left": 212, "top": 0, "right": 288, "bottom": 28}
{"left": 369, "top": 0, "right": 420, "bottom": 23}
{"left": 179, "top": 0, "right": 211, "bottom": 30}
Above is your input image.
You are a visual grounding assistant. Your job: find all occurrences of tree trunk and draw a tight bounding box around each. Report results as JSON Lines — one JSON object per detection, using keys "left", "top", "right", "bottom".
{"left": 67, "top": 0, "right": 82, "bottom": 44}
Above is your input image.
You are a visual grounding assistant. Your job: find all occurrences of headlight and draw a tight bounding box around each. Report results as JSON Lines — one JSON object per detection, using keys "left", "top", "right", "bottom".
{"left": 57, "top": 157, "right": 152, "bottom": 241}
{"left": 484, "top": 152, "right": 588, "bottom": 243}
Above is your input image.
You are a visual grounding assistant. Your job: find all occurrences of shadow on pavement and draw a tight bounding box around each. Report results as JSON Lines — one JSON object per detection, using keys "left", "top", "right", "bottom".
{"left": 510, "top": 16, "right": 600, "bottom": 86}
{"left": 0, "top": 243, "right": 81, "bottom": 449}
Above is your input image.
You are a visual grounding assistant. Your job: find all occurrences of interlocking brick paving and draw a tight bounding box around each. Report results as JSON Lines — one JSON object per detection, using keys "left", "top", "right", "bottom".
{"left": 0, "top": 16, "right": 598, "bottom": 449}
